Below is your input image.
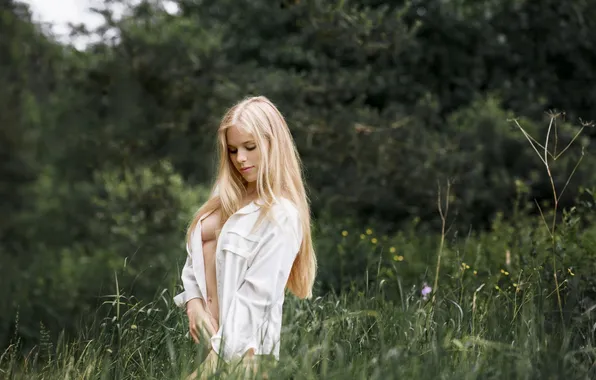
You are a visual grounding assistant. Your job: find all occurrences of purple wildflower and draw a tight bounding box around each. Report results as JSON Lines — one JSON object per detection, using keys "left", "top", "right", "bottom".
{"left": 421, "top": 283, "right": 432, "bottom": 301}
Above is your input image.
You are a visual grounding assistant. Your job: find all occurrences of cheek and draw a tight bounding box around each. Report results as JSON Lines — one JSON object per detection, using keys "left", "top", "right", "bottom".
{"left": 245, "top": 150, "right": 256, "bottom": 163}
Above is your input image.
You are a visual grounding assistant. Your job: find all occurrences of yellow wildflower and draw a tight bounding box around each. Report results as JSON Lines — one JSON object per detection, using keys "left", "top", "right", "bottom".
{"left": 366, "top": 228, "right": 373, "bottom": 235}
{"left": 389, "top": 247, "right": 396, "bottom": 253}
{"left": 360, "top": 234, "right": 365, "bottom": 240}
{"left": 341, "top": 230, "right": 348, "bottom": 237}
{"left": 371, "top": 238, "right": 378, "bottom": 244}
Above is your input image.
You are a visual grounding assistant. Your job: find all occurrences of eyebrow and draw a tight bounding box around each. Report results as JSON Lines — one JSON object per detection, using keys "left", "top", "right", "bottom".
{"left": 227, "top": 140, "right": 255, "bottom": 147}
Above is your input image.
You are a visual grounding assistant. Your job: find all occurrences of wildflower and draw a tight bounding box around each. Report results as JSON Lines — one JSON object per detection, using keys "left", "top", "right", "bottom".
{"left": 371, "top": 238, "right": 378, "bottom": 244}
{"left": 341, "top": 230, "right": 348, "bottom": 237}
{"left": 500, "top": 269, "right": 509, "bottom": 276}
{"left": 389, "top": 247, "right": 396, "bottom": 253}
{"left": 393, "top": 255, "right": 404, "bottom": 262}
{"left": 131, "top": 324, "right": 137, "bottom": 330}
{"left": 473, "top": 270, "right": 477, "bottom": 275}
{"left": 360, "top": 234, "right": 365, "bottom": 240}
{"left": 495, "top": 285, "right": 500, "bottom": 290}
{"left": 421, "top": 283, "right": 432, "bottom": 301}
{"left": 366, "top": 228, "right": 373, "bottom": 235}
{"left": 568, "top": 268, "right": 575, "bottom": 276}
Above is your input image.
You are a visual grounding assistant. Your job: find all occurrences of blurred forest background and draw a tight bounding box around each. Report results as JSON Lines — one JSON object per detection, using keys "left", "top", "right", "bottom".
{"left": 1, "top": 0, "right": 596, "bottom": 353}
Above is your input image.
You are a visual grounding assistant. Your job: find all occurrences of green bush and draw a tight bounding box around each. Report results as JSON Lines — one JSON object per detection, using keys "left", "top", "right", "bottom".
{"left": 314, "top": 184, "right": 596, "bottom": 319}
{"left": 0, "top": 160, "right": 210, "bottom": 348}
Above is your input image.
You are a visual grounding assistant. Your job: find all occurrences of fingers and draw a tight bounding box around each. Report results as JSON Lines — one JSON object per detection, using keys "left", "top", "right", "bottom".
{"left": 187, "top": 304, "right": 218, "bottom": 346}
{"left": 190, "top": 329, "right": 199, "bottom": 344}
{"left": 189, "top": 315, "right": 215, "bottom": 345}
{"left": 188, "top": 313, "right": 200, "bottom": 343}
{"left": 195, "top": 309, "right": 217, "bottom": 336}
{"left": 209, "top": 315, "right": 219, "bottom": 335}
{"left": 204, "top": 316, "right": 217, "bottom": 337}
{"left": 189, "top": 322, "right": 200, "bottom": 343}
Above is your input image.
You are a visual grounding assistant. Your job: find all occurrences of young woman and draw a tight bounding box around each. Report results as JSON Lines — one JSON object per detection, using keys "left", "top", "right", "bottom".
{"left": 173, "top": 96, "right": 317, "bottom": 378}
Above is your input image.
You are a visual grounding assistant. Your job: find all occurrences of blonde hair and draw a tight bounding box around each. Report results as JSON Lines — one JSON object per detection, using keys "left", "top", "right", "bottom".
{"left": 186, "top": 96, "right": 316, "bottom": 299}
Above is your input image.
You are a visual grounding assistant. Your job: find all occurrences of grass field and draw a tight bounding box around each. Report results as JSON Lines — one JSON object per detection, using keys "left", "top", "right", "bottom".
{"left": 1, "top": 258, "right": 595, "bottom": 380}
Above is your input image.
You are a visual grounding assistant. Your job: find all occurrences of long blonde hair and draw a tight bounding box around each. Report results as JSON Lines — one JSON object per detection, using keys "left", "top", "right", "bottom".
{"left": 186, "top": 96, "right": 316, "bottom": 299}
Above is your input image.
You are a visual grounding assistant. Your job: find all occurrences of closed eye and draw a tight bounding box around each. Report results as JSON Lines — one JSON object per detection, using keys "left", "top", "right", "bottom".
{"left": 228, "top": 146, "right": 256, "bottom": 154}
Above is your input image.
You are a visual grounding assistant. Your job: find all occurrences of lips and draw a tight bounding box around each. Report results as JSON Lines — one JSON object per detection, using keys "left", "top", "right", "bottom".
{"left": 240, "top": 166, "right": 254, "bottom": 172}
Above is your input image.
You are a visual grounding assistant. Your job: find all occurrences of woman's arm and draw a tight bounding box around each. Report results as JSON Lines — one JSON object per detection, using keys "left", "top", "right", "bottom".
{"left": 174, "top": 245, "right": 203, "bottom": 307}
{"left": 174, "top": 245, "right": 213, "bottom": 345}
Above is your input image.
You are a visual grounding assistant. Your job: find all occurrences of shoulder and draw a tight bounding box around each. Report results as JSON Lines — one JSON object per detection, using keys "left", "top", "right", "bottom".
{"left": 268, "top": 197, "right": 299, "bottom": 226}
{"left": 271, "top": 197, "right": 299, "bottom": 218}
{"left": 268, "top": 197, "right": 302, "bottom": 244}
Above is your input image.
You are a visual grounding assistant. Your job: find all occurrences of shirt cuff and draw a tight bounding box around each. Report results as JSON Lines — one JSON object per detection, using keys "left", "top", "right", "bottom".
{"left": 173, "top": 288, "right": 202, "bottom": 308}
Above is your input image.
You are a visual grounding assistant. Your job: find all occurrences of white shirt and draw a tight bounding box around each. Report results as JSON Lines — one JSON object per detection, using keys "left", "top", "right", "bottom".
{"left": 174, "top": 197, "right": 302, "bottom": 362}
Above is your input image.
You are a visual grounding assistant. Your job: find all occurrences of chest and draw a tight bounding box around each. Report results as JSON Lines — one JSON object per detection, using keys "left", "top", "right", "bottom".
{"left": 200, "top": 209, "right": 222, "bottom": 242}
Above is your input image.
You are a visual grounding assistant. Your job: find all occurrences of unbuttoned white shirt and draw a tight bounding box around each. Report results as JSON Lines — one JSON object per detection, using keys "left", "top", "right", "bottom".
{"left": 174, "top": 197, "right": 302, "bottom": 362}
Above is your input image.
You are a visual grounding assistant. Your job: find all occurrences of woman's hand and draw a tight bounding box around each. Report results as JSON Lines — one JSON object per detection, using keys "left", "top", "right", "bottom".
{"left": 208, "top": 313, "right": 219, "bottom": 334}
{"left": 186, "top": 298, "right": 216, "bottom": 344}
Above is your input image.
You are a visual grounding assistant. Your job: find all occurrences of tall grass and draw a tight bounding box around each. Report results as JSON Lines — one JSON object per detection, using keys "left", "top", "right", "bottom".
{"left": 2, "top": 271, "right": 595, "bottom": 379}
{"left": 513, "top": 112, "right": 592, "bottom": 327}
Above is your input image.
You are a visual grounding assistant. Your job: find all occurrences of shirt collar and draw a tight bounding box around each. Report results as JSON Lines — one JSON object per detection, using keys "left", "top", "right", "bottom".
{"left": 236, "top": 197, "right": 282, "bottom": 215}
{"left": 235, "top": 200, "right": 263, "bottom": 215}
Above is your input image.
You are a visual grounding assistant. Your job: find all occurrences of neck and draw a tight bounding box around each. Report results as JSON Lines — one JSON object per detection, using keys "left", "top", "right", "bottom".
{"left": 246, "top": 183, "right": 257, "bottom": 196}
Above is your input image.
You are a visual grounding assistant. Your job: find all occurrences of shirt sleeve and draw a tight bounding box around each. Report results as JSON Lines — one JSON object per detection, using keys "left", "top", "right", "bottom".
{"left": 173, "top": 243, "right": 203, "bottom": 308}
{"left": 211, "top": 212, "right": 302, "bottom": 361}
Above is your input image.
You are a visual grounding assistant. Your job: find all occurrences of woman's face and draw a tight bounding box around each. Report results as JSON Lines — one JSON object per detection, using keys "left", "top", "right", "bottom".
{"left": 226, "top": 125, "right": 262, "bottom": 184}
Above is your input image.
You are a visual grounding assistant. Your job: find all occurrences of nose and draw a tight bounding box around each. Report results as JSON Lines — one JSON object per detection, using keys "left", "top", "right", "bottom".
{"left": 236, "top": 151, "right": 247, "bottom": 164}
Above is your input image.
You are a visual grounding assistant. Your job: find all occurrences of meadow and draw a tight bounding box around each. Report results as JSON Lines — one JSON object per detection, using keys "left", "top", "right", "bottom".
{"left": 0, "top": 191, "right": 596, "bottom": 380}
{"left": 2, "top": 229, "right": 596, "bottom": 380}
{"left": 3, "top": 123, "right": 596, "bottom": 379}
